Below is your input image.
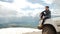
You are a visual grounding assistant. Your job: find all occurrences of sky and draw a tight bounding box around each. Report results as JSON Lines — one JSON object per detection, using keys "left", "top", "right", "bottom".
{"left": 53, "top": 0, "right": 60, "bottom": 15}
{"left": 0, "top": 0, "right": 59, "bottom": 17}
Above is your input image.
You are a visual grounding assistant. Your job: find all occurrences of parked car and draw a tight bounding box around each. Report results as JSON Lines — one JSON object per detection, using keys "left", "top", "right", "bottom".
{"left": 38, "top": 17, "right": 60, "bottom": 34}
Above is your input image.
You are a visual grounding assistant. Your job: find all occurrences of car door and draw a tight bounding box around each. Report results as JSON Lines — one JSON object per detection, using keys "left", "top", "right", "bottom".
{"left": 54, "top": 17, "right": 60, "bottom": 31}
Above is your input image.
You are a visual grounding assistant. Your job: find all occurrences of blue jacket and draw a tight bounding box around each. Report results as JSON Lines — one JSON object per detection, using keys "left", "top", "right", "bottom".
{"left": 41, "top": 10, "right": 51, "bottom": 19}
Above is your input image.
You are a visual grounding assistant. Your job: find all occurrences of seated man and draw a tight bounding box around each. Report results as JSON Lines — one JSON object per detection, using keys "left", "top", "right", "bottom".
{"left": 40, "top": 6, "right": 51, "bottom": 25}
{"left": 38, "top": 6, "right": 51, "bottom": 29}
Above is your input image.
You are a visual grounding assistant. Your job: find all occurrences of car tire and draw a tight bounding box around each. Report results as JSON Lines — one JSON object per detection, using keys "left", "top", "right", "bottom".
{"left": 42, "top": 25, "right": 57, "bottom": 34}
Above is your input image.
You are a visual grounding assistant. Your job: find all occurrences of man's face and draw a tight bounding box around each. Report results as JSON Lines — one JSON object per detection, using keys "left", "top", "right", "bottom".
{"left": 45, "top": 7, "right": 49, "bottom": 10}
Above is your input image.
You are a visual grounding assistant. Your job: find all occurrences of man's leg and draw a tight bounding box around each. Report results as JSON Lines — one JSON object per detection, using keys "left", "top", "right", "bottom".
{"left": 42, "top": 17, "right": 49, "bottom": 25}
{"left": 42, "top": 18, "right": 46, "bottom": 25}
{"left": 42, "top": 17, "right": 48, "bottom": 25}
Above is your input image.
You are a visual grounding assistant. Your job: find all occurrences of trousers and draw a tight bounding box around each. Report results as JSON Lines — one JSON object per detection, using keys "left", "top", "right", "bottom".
{"left": 42, "top": 17, "right": 50, "bottom": 25}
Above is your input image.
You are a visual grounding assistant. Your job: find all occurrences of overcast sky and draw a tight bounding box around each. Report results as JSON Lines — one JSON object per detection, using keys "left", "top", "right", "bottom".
{"left": 0, "top": 0, "right": 59, "bottom": 17}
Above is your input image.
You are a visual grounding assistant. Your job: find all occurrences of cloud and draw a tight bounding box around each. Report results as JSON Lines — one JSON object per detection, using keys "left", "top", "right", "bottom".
{"left": 0, "top": 2, "right": 17, "bottom": 16}
{"left": 54, "top": 0, "right": 60, "bottom": 9}
{"left": 0, "top": 9, "right": 16, "bottom": 15}
{"left": 42, "top": 0, "right": 54, "bottom": 4}
{"left": 0, "top": 0, "right": 44, "bottom": 17}
{"left": 0, "top": 0, "right": 13, "bottom": 3}
{"left": 27, "top": 0, "right": 54, "bottom": 5}
{"left": 21, "top": 4, "right": 44, "bottom": 11}
{"left": 1, "top": 0, "right": 56, "bottom": 17}
{"left": 13, "top": 0, "right": 44, "bottom": 17}
{"left": 52, "top": 0, "right": 60, "bottom": 15}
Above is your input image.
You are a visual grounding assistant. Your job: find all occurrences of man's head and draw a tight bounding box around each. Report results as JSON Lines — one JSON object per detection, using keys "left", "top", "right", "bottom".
{"left": 45, "top": 6, "right": 49, "bottom": 10}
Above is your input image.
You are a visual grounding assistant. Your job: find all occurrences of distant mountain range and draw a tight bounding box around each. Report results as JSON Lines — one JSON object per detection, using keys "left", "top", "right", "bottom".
{"left": 0, "top": 15, "right": 60, "bottom": 28}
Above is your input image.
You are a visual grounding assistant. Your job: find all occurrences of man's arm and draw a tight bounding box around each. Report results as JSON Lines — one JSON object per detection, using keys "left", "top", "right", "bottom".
{"left": 40, "top": 12, "right": 43, "bottom": 20}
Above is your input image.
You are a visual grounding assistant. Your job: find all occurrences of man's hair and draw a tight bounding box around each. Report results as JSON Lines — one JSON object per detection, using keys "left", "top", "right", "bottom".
{"left": 45, "top": 6, "right": 49, "bottom": 8}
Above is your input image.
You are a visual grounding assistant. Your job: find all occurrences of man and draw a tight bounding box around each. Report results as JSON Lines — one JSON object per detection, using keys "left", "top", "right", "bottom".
{"left": 40, "top": 6, "right": 51, "bottom": 25}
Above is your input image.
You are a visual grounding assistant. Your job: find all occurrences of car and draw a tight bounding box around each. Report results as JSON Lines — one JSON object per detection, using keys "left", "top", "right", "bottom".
{"left": 38, "top": 17, "right": 60, "bottom": 34}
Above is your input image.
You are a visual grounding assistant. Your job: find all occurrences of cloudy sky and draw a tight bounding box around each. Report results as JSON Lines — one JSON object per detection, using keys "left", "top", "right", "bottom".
{"left": 0, "top": 0, "right": 59, "bottom": 17}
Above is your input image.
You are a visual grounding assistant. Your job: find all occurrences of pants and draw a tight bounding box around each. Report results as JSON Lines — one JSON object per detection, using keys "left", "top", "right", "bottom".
{"left": 42, "top": 17, "right": 50, "bottom": 25}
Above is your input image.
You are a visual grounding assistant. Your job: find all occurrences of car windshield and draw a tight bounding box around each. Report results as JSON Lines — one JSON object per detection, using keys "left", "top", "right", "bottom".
{"left": 0, "top": 0, "right": 59, "bottom": 28}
